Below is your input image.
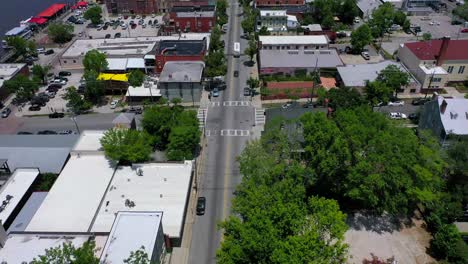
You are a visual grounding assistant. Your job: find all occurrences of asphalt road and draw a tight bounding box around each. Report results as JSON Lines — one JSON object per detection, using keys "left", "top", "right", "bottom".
{"left": 188, "top": 1, "right": 255, "bottom": 263}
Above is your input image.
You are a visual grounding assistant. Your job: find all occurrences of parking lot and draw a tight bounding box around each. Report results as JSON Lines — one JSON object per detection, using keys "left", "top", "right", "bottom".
{"left": 81, "top": 16, "right": 164, "bottom": 39}
{"left": 409, "top": 15, "right": 468, "bottom": 39}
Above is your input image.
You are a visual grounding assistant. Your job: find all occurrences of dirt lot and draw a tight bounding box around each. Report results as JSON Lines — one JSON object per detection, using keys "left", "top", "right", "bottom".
{"left": 345, "top": 213, "right": 436, "bottom": 264}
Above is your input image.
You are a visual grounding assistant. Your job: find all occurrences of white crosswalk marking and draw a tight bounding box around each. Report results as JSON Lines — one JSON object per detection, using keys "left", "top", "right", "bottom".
{"left": 255, "top": 108, "right": 265, "bottom": 125}
{"left": 219, "top": 129, "right": 250, "bottom": 137}
{"left": 210, "top": 102, "right": 221, "bottom": 107}
{"left": 197, "top": 108, "right": 208, "bottom": 129}
{"left": 223, "top": 101, "right": 251, "bottom": 106}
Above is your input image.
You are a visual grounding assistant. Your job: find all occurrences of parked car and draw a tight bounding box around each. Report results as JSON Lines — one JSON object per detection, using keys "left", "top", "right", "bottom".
{"left": 47, "top": 92, "right": 56, "bottom": 98}
{"left": 461, "top": 28, "right": 468, "bottom": 33}
{"left": 105, "top": 34, "right": 111, "bottom": 39}
{"left": 29, "top": 105, "right": 41, "bottom": 111}
{"left": 1, "top": 108, "right": 11, "bottom": 118}
{"left": 58, "top": 130, "right": 74, "bottom": 135}
{"left": 51, "top": 79, "right": 66, "bottom": 85}
{"left": 388, "top": 100, "right": 404, "bottom": 106}
{"left": 128, "top": 106, "right": 143, "bottom": 114}
{"left": 282, "top": 103, "right": 292, "bottom": 109}
{"left": 37, "top": 130, "right": 57, "bottom": 135}
{"left": 45, "top": 49, "right": 54, "bottom": 55}
{"left": 138, "top": 19, "right": 144, "bottom": 25}
{"left": 131, "top": 24, "right": 137, "bottom": 29}
{"left": 110, "top": 99, "right": 119, "bottom": 109}
{"left": 196, "top": 197, "right": 206, "bottom": 215}
{"left": 361, "top": 51, "right": 370, "bottom": 60}
{"left": 49, "top": 112, "right": 65, "bottom": 118}
{"left": 211, "top": 87, "right": 220, "bottom": 97}
{"left": 142, "top": 23, "right": 147, "bottom": 28}
{"left": 354, "top": 17, "right": 360, "bottom": 23}
{"left": 243, "top": 88, "right": 251, "bottom": 96}
{"left": 114, "top": 32, "right": 121, "bottom": 38}
{"left": 103, "top": 25, "right": 108, "bottom": 30}
{"left": 408, "top": 113, "right": 419, "bottom": 121}
{"left": 59, "top": 71, "right": 72, "bottom": 77}
{"left": 36, "top": 47, "right": 46, "bottom": 54}
{"left": 234, "top": 70, "right": 239, "bottom": 77}
{"left": 389, "top": 112, "right": 407, "bottom": 119}
{"left": 411, "top": 98, "right": 430, "bottom": 105}
{"left": 148, "top": 20, "right": 153, "bottom": 25}
{"left": 17, "top": 131, "right": 33, "bottom": 135}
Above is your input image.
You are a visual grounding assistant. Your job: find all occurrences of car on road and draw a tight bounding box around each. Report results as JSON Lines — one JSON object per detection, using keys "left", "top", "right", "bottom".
{"left": 211, "top": 87, "right": 219, "bottom": 97}
{"left": 37, "top": 130, "right": 57, "bottom": 135}
{"left": 59, "top": 71, "right": 72, "bottom": 77}
{"left": 51, "top": 79, "right": 66, "bottom": 85}
{"left": 361, "top": 51, "right": 370, "bottom": 60}
{"left": 243, "top": 87, "right": 251, "bottom": 96}
{"left": 388, "top": 100, "right": 404, "bottom": 106}
{"left": 128, "top": 106, "right": 143, "bottom": 114}
{"left": 114, "top": 32, "right": 121, "bottom": 38}
{"left": 36, "top": 47, "right": 46, "bottom": 54}
{"left": 28, "top": 105, "right": 41, "bottom": 111}
{"left": 282, "top": 102, "right": 292, "bottom": 109}
{"left": 302, "top": 101, "right": 314, "bottom": 108}
{"left": 110, "top": 99, "right": 119, "bottom": 109}
{"left": 461, "top": 28, "right": 468, "bottom": 33}
{"left": 58, "top": 130, "right": 74, "bottom": 135}
{"left": 105, "top": 34, "right": 111, "bottom": 39}
{"left": 389, "top": 112, "right": 407, "bottom": 119}
{"left": 196, "top": 197, "right": 206, "bottom": 215}
{"left": 49, "top": 112, "right": 65, "bottom": 118}
{"left": 121, "top": 24, "right": 128, "bottom": 30}
{"left": 233, "top": 70, "right": 239, "bottom": 77}
{"left": 1, "top": 108, "right": 11, "bottom": 118}
{"left": 45, "top": 49, "right": 54, "bottom": 55}
{"left": 47, "top": 92, "right": 56, "bottom": 98}
{"left": 17, "top": 131, "right": 33, "bottom": 135}
{"left": 411, "top": 98, "right": 430, "bottom": 105}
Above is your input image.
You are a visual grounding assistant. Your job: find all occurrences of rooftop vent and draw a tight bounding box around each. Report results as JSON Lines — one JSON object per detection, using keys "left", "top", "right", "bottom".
{"left": 450, "top": 112, "right": 458, "bottom": 120}
{"left": 137, "top": 168, "right": 143, "bottom": 176}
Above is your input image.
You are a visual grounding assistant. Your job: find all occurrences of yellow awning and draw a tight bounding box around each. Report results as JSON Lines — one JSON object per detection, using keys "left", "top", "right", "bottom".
{"left": 97, "top": 73, "right": 129, "bottom": 82}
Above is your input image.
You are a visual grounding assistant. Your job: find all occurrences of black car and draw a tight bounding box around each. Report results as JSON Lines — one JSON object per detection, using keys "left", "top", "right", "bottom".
{"left": 411, "top": 98, "right": 430, "bottom": 105}
{"left": 409, "top": 113, "right": 419, "bottom": 121}
{"left": 48, "top": 83, "right": 63, "bottom": 89}
{"left": 114, "top": 32, "right": 121, "bottom": 38}
{"left": 128, "top": 106, "right": 143, "bottom": 114}
{"left": 105, "top": 34, "right": 111, "bottom": 39}
{"left": 59, "top": 71, "right": 72, "bottom": 77}
{"left": 17, "top": 131, "right": 33, "bottom": 135}
{"left": 46, "top": 86, "right": 59, "bottom": 93}
{"left": 49, "top": 112, "right": 65, "bottom": 118}
{"left": 103, "top": 25, "right": 109, "bottom": 30}
{"left": 196, "top": 197, "right": 206, "bottom": 215}
{"left": 243, "top": 87, "right": 251, "bottom": 96}
{"left": 37, "top": 130, "right": 57, "bottom": 135}
{"left": 78, "top": 85, "right": 86, "bottom": 94}
{"left": 234, "top": 70, "right": 239, "bottom": 77}
{"left": 45, "top": 49, "right": 54, "bottom": 55}
{"left": 29, "top": 105, "right": 41, "bottom": 111}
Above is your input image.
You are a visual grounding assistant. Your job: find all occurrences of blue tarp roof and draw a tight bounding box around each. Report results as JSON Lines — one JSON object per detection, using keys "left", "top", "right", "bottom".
{"left": 5, "top": 26, "right": 28, "bottom": 36}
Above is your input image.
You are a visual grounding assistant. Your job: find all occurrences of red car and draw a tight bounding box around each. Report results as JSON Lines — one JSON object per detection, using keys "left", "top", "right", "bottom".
{"left": 131, "top": 23, "right": 137, "bottom": 29}
{"left": 461, "top": 28, "right": 468, "bottom": 33}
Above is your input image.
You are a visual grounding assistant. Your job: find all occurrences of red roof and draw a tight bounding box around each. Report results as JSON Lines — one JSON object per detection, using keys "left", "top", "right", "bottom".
{"left": 29, "top": 17, "right": 48, "bottom": 25}
{"left": 266, "top": 81, "right": 314, "bottom": 89}
{"left": 37, "top": 3, "right": 66, "bottom": 18}
{"left": 405, "top": 39, "right": 468, "bottom": 61}
{"left": 72, "top": 1, "right": 88, "bottom": 9}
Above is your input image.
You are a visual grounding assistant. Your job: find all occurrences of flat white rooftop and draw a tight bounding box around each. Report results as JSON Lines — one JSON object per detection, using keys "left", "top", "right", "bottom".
{"left": 126, "top": 82, "right": 161, "bottom": 97}
{"left": 26, "top": 155, "right": 116, "bottom": 232}
{"left": 91, "top": 161, "right": 193, "bottom": 238}
{"left": 100, "top": 211, "right": 163, "bottom": 263}
{"left": 0, "top": 168, "right": 39, "bottom": 226}
{"left": 259, "top": 35, "right": 328, "bottom": 45}
{"left": 260, "top": 10, "right": 287, "bottom": 17}
{"left": 72, "top": 130, "right": 106, "bottom": 152}
{"left": 419, "top": 65, "right": 447, "bottom": 75}
{"left": 0, "top": 234, "right": 99, "bottom": 263}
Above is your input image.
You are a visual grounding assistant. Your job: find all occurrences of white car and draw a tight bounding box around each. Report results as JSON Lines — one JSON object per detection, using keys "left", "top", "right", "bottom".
{"left": 388, "top": 101, "right": 404, "bottom": 106}
{"left": 389, "top": 112, "right": 407, "bottom": 120}
{"left": 354, "top": 17, "right": 360, "bottom": 24}
{"left": 51, "top": 79, "right": 66, "bottom": 85}
{"left": 110, "top": 99, "right": 119, "bottom": 109}
{"left": 36, "top": 48, "right": 46, "bottom": 54}
{"left": 361, "top": 51, "right": 370, "bottom": 60}
{"left": 121, "top": 24, "right": 128, "bottom": 29}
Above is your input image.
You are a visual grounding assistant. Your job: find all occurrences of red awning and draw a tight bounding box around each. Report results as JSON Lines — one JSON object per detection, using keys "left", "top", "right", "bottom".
{"left": 37, "top": 3, "right": 66, "bottom": 18}
{"left": 29, "top": 17, "right": 48, "bottom": 25}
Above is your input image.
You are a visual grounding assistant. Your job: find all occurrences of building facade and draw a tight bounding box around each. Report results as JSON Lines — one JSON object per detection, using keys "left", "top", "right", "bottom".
{"left": 158, "top": 61, "right": 205, "bottom": 102}
{"left": 255, "top": 0, "right": 305, "bottom": 7}
{"left": 105, "top": 0, "right": 158, "bottom": 14}
{"left": 257, "top": 10, "right": 288, "bottom": 32}
{"left": 155, "top": 39, "right": 207, "bottom": 72}
{"left": 163, "top": 6, "right": 215, "bottom": 33}
{"left": 0, "top": 63, "right": 29, "bottom": 101}
{"left": 398, "top": 38, "right": 468, "bottom": 90}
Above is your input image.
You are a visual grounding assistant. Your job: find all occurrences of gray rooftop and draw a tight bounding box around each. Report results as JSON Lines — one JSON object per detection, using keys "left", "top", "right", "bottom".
{"left": 337, "top": 60, "right": 417, "bottom": 87}
{"left": 112, "top": 113, "right": 135, "bottom": 124}
{"left": 259, "top": 49, "right": 343, "bottom": 69}
{"left": 437, "top": 96, "right": 468, "bottom": 135}
{"left": 159, "top": 61, "right": 205, "bottom": 83}
{"left": 357, "top": 0, "right": 382, "bottom": 17}
{"left": 7, "top": 192, "right": 48, "bottom": 234}
{"left": 0, "top": 135, "right": 78, "bottom": 173}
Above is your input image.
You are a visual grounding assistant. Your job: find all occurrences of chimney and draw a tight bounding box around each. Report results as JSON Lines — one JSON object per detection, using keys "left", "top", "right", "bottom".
{"left": 440, "top": 99, "right": 448, "bottom": 114}
{"left": 436, "top": 37, "right": 450, "bottom": 66}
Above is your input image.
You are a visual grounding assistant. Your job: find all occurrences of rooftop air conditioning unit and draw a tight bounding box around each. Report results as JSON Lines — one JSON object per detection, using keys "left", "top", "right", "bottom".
{"left": 137, "top": 168, "right": 143, "bottom": 176}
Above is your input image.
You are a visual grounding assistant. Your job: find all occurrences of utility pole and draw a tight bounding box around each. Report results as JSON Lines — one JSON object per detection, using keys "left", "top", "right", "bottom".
{"left": 424, "top": 69, "right": 436, "bottom": 98}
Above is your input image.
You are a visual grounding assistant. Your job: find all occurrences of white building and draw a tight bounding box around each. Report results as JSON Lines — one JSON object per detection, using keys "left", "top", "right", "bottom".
{"left": 287, "top": 15, "right": 299, "bottom": 29}
{"left": 259, "top": 35, "right": 329, "bottom": 51}
{"left": 100, "top": 212, "right": 166, "bottom": 264}
{"left": 257, "top": 10, "right": 288, "bottom": 32}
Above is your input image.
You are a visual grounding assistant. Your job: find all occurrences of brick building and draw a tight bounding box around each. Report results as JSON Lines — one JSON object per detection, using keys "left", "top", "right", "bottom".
{"left": 163, "top": 6, "right": 215, "bottom": 33}
{"left": 155, "top": 39, "right": 207, "bottom": 72}
{"left": 255, "top": 0, "right": 305, "bottom": 7}
{"left": 105, "top": 0, "right": 158, "bottom": 14}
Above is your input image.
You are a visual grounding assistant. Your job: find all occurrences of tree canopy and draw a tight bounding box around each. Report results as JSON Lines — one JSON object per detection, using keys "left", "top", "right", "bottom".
{"left": 63, "top": 86, "right": 92, "bottom": 114}
{"left": 83, "top": 69, "right": 105, "bottom": 104}
{"left": 32, "top": 64, "right": 51, "bottom": 85}
{"left": 326, "top": 87, "right": 365, "bottom": 110}
{"left": 6, "top": 36, "right": 36, "bottom": 58}
{"left": 32, "top": 241, "right": 99, "bottom": 264}
{"left": 84, "top": 6, "right": 103, "bottom": 25}
{"left": 216, "top": 0, "right": 229, "bottom": 26}
{"left": 83, "top": 50, "right": 108, "bottom": 73}
{"left": 123, "top": 246, "right": 153, "bottom": 264}
{"left": 4, "top": 75, "right": 39, "bottom": 102}
{"left": 100, "top": 128, "right": 153, "bottom": 164}
{"left": 351, "top": 24, "right": 373, "bottom": 53}
{"left": 47, "top": 22, "right": 74, "bottom": 44}
{"left": 128, "top": 70, "right": 146, "bottom": 87}
{"left": 376, "top": 64, "right": 409, "bottom": 97}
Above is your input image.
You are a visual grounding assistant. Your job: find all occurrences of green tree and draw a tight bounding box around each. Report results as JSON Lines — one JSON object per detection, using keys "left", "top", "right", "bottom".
{"left": 167, "top": 125, "right": 200, "bottom": 160}
{"left": 124, "top": 246, "right": 152, "bottom": 264}
{"left": 83, "top": 50, "right": 108, "bottom": 73}
{"left": 430, "top": 224, "right": 463, "bottom": 260}
{"left": 63, "top": 86, "right": 92, "bottom": 114}
{"left": 83, "top": 70, "right": 105, "bottom": 104}
{"left": 4, "top": 75, "right": 39, "bottom": 102}
{"left": 327, "top": 87, "right": 365, "bottom": 110}
{"left": 216, "top": 0, "right": 229, "bottom": 26}
{"left": 84, "top": 6, "right": 103, "bottom": 25}
{"left": 31, "top": 64, "right": 51, "bottom": 85}
{"left": 6, "top": 36, "right": 36, "bottom": 58}
{"left": 128, "top": 70, "right": 145, "bottom": 87}
{"left": 171, "top": 97, "right": 182, "bottom": 105}
{"left": 453, "top": 3, "right": 468, "bottom": 21}
{"left": 142, "top": 105, "right": 183, "bottom": 148}
{"left": 351, "top": 24, "right": 373, "bottom": 53}
{"left": 35, "top": 173, "right": 58, "bottom": 191}
{"left": 258, "top": 26, "right": 270, "bottom": 35}
{"left": 32, "top": 241, "right": 99, "bottom": 264}
{"left": 377, "top": 64, "right": 409, "bottom": 97}
{"left": 204, "top": 50, "right": 227, "bottom": 77}
{"left": 369, "top": 3, "right": 395, "bottom": 38}
{"left": 339, "top": 0, "right": 358, "bottom": 24}
{"left": 364, "top": 80, "right": 393, "bottom": 105}
{"left": 241, "top": 8, "right": 256, "bottom": 35}
{"left": 422, "top": 32, "right": 432, "bottom": 41}
{"left": 47, "top": 22, "right": 74, "bottom": 44}
{"left": 100, "top": 128, "right": 153, "bottom": 164}
{"left": 245, "top": 38, "right": 257, "bottom": 62}
{"left": 246, "top": 77, "right": 259, "bottom": 90}
{"left": 209, "top": 26, "right": 223, "bottom": 52}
